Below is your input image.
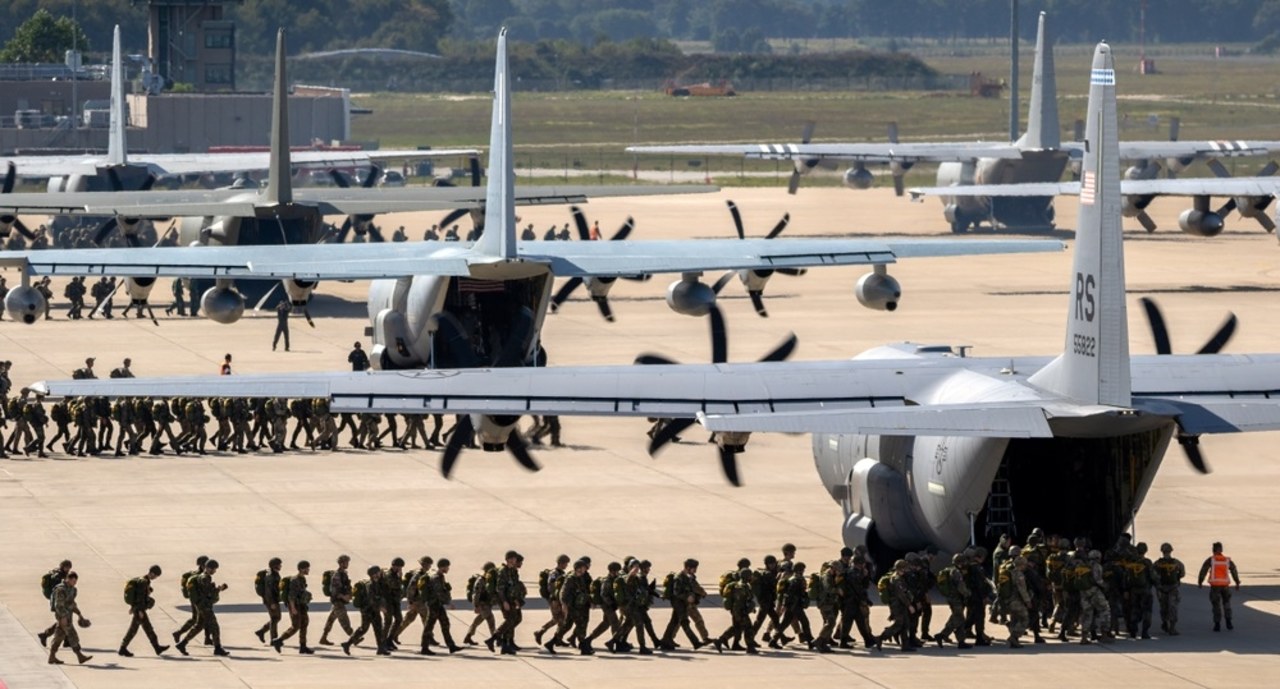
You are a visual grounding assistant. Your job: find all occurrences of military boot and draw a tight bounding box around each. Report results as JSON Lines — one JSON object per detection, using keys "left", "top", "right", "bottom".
{"left": 47, "top": 638, "right": 63, "bottom": 665}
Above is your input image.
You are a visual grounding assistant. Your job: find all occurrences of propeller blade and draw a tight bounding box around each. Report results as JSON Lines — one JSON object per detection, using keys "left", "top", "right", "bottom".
{"left": 506, "top": 431, "right": 542, "bottom": 472}
{"left": 1196, "top": 312, "right": 1238, "bottom": 355}
{"left": 469, "top": 157, "right": 482, "bottom": 187}
{"left": 1178, "top": 433, "right": 1211, "bottom": 474}
{"left": 711, "top": 271, "right": 736, "bottom": 295}
{"left": 610, "top": 217, "right": 635, "bottom": 242}
{"left": 777, "top": 268, "right": 806, "bottom": 277}
{"left": 1215, "top": 198, "right": 1237, "bottom": 218}
{"left": 892, "top": 173, "right": 906, "bottom": 197}
{"left": 1136, "top": 211, "right": 1158, "bottom": 233}
{"left": 1257, "top": 214, "right": 1277, "bottom": 233}
{"left": 252, "top": 282, "right": 281, "bottom": 312}
{"left": 1258, "top": 160, "right": 1279, "bottom": 177}
{"left": 786, "top": 169, "right": 802, "bottom": 196}
{"left": 748, "top": 291, "right": 768, "bottom": 318}
{"left": 13, "top": 217, "right": 36, "bottom": 241}
{"left": 765, "top": 212, "right": 790, "bottom": 240}
{"left": 1139, "top": 297, "right": 1173, "bottom": 355}
{"left": 3, "top": 162, "right": 17, "bottom": 193}
{"left": 363, "top": 165, "right": 381, "bottom": 188}
{"left": 801, "top": 120, "right": 816, "bottom": 144}
{"left": 549, "top": 277, "right": 583, "bottom": 312}
{"left": 1206, "top": 159, "right": 1231, "bottom": 179}
{"left": 367, "top": 224, "right": 386, "bottom": 243}
{"left": 759, "top": 333, "right": 799, "bottom": 363}
{"left": 92, "top": 217, "right": 119, "bottom": 245}
{"left": 336, "top": 217, "right": 352, "bottom": 243}
{"left": 139, "top": 174, "right": 157, "bottom": 191}
{"left": 649, "top": 417, "right": 694, "bottom": 455}
{"left": 1168, "top": 116, "right": 1180, "bottom": 142}
{"left": 439, "top": 207, "right": 469, "bottom": 231}
{"left": 718, "top": 446, "right": 743, "bottom": 487}
{"left": 725, "top": 200, "right": 745, "bottom": 240}
{"left": 594, "top": 297, "right": 615, "bottom": 323}
{"left": 709, "top": 305, "right": 727, "bottom": 364}
{"left": 441, "top": 415, "right": 473, "bottom": 478}
{"left": 329, "top": 169, "right": 351, "bottom": 188}
{"left": 887, "top": 121, "right": 899, "bottom": 144}
{"left": 107, "top": 168, "right": 124, "bottom": 191}
{"left": 634, "top": 353, "right": 678, "bottom": 365}
{"left": 570, "top": 206, "right": 591, "bottom": 241}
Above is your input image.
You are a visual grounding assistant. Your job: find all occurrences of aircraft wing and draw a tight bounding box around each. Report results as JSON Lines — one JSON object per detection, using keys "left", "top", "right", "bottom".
{"left": 625, "top": 142, "right": 1023, "bottom": 163}
{"left": 909, "top": 177, "right": 1280, "bottom": 200}
{"left": 1106, "top": 141, "right": 1280, "bottom": 161}
{"left": 3, "top": 150, "right": 481, "bottom": 179}
{"left": 908, "top": 182, "right": 1080, "bottom": 199}
{"left": 0, "top": 184, "right": 717, "bottom": 219}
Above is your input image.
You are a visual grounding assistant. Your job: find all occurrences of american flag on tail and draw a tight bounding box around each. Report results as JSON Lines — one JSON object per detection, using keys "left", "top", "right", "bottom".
{"left": 1080, "top": 170, "right": 1097, "bottom": 205}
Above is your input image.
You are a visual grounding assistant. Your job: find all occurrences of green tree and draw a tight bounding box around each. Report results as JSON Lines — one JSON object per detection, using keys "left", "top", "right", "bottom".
{"left": 0, "top": 8, "right": 90, "bottom": 63}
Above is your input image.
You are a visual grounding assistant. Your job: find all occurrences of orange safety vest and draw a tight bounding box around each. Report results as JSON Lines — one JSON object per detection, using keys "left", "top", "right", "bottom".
{"left": 1208, "top": 553, "right": 1232, "bottom": 587}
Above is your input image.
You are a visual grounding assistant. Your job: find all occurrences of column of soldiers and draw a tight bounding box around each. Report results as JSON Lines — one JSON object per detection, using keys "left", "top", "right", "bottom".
{"left": 29, "top": 538, "right": 1233, "bottom": 664}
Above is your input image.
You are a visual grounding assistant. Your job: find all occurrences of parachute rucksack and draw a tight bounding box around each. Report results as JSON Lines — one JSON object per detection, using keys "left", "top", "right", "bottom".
{"left": 996, "top": 561, "right": 1014, "bottom": 599}
{"left": 660, "top": 572, "right": 676, "bottom": 601}
{"left": 279, "top": 574, "right": 294, "bottom": 599}
{"left": 483, "top": 568, "right": 499, "bottom": 597}
{"left": 322, "top": 570, "right": 335, "bottom": 598}
{"left": 255, "top": 569, "right": 269, "bottom": 598}
{"left": 1154, "top": 560, "right": 1181, "bottom": 586}
{"left": 1046, "top": 552, "right": 1067, "bottom": 586}
{"left": 353, "top": 580, "right": 370, "bottom": 609}
{"left": 718, "top": 570, "right": 737, "bottom": 598}
{"left": 124, "top": 577, "right": 145, "bottom": 607}
{"left": 209, "top": 398, "right": 223, "bottom": 416}
{"left": 612, "top": 575, "right": 628, "bottom": 606}
{"left": 876, "top": 574, "right": 893, "bottom": 605}
{"left": 590, "top": 577, "right": 605, "bottom": 606}
{"left": 807, "top": 572, "right": 824, "bottom": 603}
{"left": 180, "top": 569, "right": 199, "bottom": 600}
{"left": 538, "top": 569, "right": 553, "bottom": 601}
{"left": 466, "top": 574, "right": 481, "bottom": 604}
{"left": 936, "top": 567, "right": 957, "bottom": 598}
{"left": 405, "top": 570, "right": 427, "bottom": 602}
{"left": 1072, "top": 563, "right": 1094, "bottom": 592}
{"left": 41, "top": 569, "right": 61, "bottom": 600}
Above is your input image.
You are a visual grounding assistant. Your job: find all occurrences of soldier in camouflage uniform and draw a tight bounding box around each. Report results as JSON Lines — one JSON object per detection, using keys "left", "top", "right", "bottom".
{"left": 775, "top": 561, "right": 813, "bottom": 648}
{"left": 610, "top": 559, "right": 656, "bottom": 655}
{"left": 488, "top": 551, "right": 526, "bottom": 655}
{"left": 463, "top": 561, "right": 497, "bottom": 645}
{"left": 24, "top": 391, "right": 49, "bottom": 457}
{"left": 46, "top": 397, "right": 72, "bottom": 454}
{"left": 379, "top": 558, "right": 406, "bottom": 648}
{"left": 810, "top": 559, "right": 841, "bottom": 652}
{"left": 320, "top": 555, "right": 355, "bottom": 645}
{"left": 150, "top": 398, "right": 180, "bottom": 454}
{"left": 311, "top": 398, "right": 336, "bottom": 450}
{"left": 288, "top": 398, "right": 313, "bottom": 450}
{"left": 1000, "top": 556, "right": 1032, "bottom": 648}
{"left": 119, "top": 565, "right": 168, "bottom": 657}
{"left": 752, "top": 555, "right": 786, "bottom": 645}
{"left": 840, "top": 553, "right": 877, "bottom": 648}
{"left": 423, "top": 558, "right": 462, "bottom": 654}
{"left": 254, "top": 557, "right": 283, "bottom": 644}
{"left": 586, "top": 561, "right": 623, "bottom": 648}
{"left": 534, "top": 554, "right": 571, "bottom": 647}
{"left": 394, "top": 556, "right": 433, "bottom": 646}
{"left": 875, "top": 560, "right": 918, "bottom": 652}
{"left": 713, "top": 567, "right": 759, "bottom": 654}
{"left": 963, "top": 546, "right": 993, "bottom": 645}
{"left": 342, "top": 566, "right": 390, "bottom": 656}
{"left": 1078, "top": 550, "right": 1114, "bottom": 644}
{"left": 934, "top": 553, "right": 972, "bottom": 648}
{"left": 1128, "top": 542, "right": 1157, "bottom": 639}
{"left": 659, "top": 558, "right": 707, "bottom": 651}
{"left": 1153, "top": 543, "right": 1185, "bottom": 635}
{"left": 548, "top": 558, "right": 593, "bottom": 654}
{"left": 905, "top": 551, "right": 933, "bottom": 642}
{"left": 48, "top": 571, "right": 93, "bottom": 665}
{"left": 989, "top": 534, "right": 1011, "bottom": 625}
{"left": 175, "top": 559, "right": 230, "bottom": 657}
{"left": 272, "top": 561, "right": 314, "bottom": 654}
{"left": 184, "top": 399, "right": 209, "bottom": 454}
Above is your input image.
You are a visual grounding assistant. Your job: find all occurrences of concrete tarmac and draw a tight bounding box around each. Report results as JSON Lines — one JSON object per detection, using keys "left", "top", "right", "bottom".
{"left": 1, "top": 188, "right": 1279, "bottom": 688}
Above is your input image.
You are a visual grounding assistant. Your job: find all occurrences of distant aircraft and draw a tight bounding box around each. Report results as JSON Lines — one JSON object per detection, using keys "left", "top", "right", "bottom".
{"left": 627, "top": 12, "right": 1280, "bottom": 234}
{"left": 0, "top": 26, "right": 475, "bottom": 200}
{"left": 9, "top": 29, "right": 1062, "bottom": 479}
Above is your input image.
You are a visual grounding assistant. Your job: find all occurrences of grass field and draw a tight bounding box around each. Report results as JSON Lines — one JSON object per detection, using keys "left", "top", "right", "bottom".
{"left": 352, "top": 44, "right": 1280, "bottom": 187}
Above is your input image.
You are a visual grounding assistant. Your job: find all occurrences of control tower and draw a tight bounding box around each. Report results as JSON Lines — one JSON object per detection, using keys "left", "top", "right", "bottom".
{"left": 131, "top": 0, "right": 241, "bottom": 91}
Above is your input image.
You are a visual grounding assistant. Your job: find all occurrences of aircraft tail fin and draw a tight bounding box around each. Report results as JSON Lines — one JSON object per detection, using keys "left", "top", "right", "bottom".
{"left": 1016, "top": 12, "right": 1060, "bottom": 152}
{"left": 472, "top": 28, "right": 516, "bottom": 260}
{"left": 106, "top": 25, "right": 126, "bottom": 166}
{"left": 1028, "top": 43, "right": 1130, "bottom": 407}
{"left": 265, "top": 28, "right": 292, "bottom": 205}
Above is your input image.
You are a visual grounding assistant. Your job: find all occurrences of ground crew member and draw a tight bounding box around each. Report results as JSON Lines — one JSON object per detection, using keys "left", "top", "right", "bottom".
{"left": 273, "top": 300, "right": 291, "bottom": 351}
{"left": 348, "top": 342, "right": 370, "bottom": 371}
{"left": 1197, "top": 541, "right": 1241, "bottom": 631}
{"left": 319, "top": 555, "right": 355, "bottom": 645}
{"left": 1154, "top": 543, "right": 1186, "bottom": 635}
{"left": 175, "top": 559, "right": 230, "bottom": 657}
{"left": 342, "top": 566, "right": 389, "bottom": 656}
{"left": 119, "top": 565, "right": 168, "bottom": 657}
{"left": 254, "top": 557, "right": 283, "bottom": 644}
{"left": 272, "top": 561, "right": 314, "bottom": 654}
{"left": 48, "top": 571, "right": 93, "bottom": 665}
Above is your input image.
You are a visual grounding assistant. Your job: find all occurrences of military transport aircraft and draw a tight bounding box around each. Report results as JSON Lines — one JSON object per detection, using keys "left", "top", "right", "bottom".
{"left": 628, "top": 13, "right": 1280, "bottom": 234}
{"left": 0, "top": 26, "right": 473, "bottom": 200}
{"left": 34, "top": 45, "right": 1280, "bottom": 567}
{"left": 3, "top": 28, "right": 1060, "bottom": 480}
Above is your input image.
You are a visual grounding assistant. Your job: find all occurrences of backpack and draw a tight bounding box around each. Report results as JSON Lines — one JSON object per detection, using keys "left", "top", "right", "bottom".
{"left": 807, "top": 572, "right": 824, "bottom": 603}
{"left": 353, "top": 580, "right": 370, "bottom": 609}
{"left": 209, "top": 398, "right": 223, "bottom": 416}
{"left": 41, "top": 570, "right": 60, "bottom": 600}
{"left": 538, "top": 569, "right": 553, "bottom": 601}
{"left": 279, "top": 574, "right": 294, "bottom": 599}
{"left": 124, "top": 578, "right": 144, "bottom": 606}
{"left": 718, "top": 570, "right": 737, "bottom": 598}
{"left": 996, "top": 561, "right": 1014, "bottom": 599}
{"left": 466, "top": 574, "right": 481, "bottom": 604}
{"left": 876, "top": 574, "right": 893, "bottom": 605}
{"left": 1071, "top": 563, "right": 1094, "bottom": 592}
{"left": 483, "top": 568, "right": 499, "bottom": 598}
{"left": 180, "top": 569, "right": 199, "bottom": 600}
{"left": 660, "top": 572, "right": 676, "bottom": 601}
{"left": 936, "top": 567, "right": 957, "bottom": 598}
{"left": 589, "top": 577, "right": 605, "bottom": 606}
{"left": 255, "top": 569, "right": 269, "bottom": 598}
{"left": 1046, "top": 552, "right": 1066, "bottom": 586}
{"left": 1154, "top": 559, "right": 1181, "bottom": 586}
{"left": 51, "top": 403, "right": 68, "bottom": 424}
{"left": 322, "top": 570, "right": 335, "bottom": 598}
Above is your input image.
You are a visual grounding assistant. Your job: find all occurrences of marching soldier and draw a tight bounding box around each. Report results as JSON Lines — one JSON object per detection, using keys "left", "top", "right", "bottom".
{"left": 1128, "top": 542, "right": 1157, "bottom": 639}
{"left": 48, "top": 571, "right": 93, "bottom": 665}
{"left": 254, "top": 557, "right": 283, "bottom": 645}
{"left": 1078, "top": 551, "right": 1113, "bottom": 644}
{"left": 933, "top": 553, "right": 972, "bottom": 648}
{"left": 548, "top": 558, "right": 593, "bottom": 655}
{"left": 659, "top": 558, "right": 707, "bottom": 651}
{"left": 175, "top": 559, "right": 230, "bottom": 657}
{"left": 463, "top": 561, "right": 497, "bottom": 645}
{"left": 171, "top": 555, "right": 209, "bottom": 647}
{"left": 423, "top": 558, "right": 462, "bottom": 654}
{"left": 119, "top": 565, "right": 168, "bottom": 657}
{"left": 394, "top": 556, "right": 433, "bottom": 646}
{"left": 38, "top": 559, "right": 74, "bottom": 648}
{"left": 713, "top": 567, "right": 759, "bottom": 654}
{"left": 1153, "top": 543, "right": 1186, "bottom": 635}
{"left": 534, "top": 554, "right": 571, "bottom": 647}
{"left": 488, "top": 551, "right": 526, "bottom": 655}
{"left": 1197, "top": 541, "right": 1241, "bottom": 632}
{"left": 586, "top": 561, "right": 623, "bottom": 649}
{"left": 272, "top": 561, "right": 315, "bottom": 654}
{"left": 380, "top": 558, "right": 407, "bottom": 648}
{"left": 775, "top": 561, "right": 814, "bottom": 649}
{"left": 342, "top": 566, "right": 390, "bottom": 656}
{"left": 875, "top": 560, "right": 918, "bottom": 652}
{"left": 1000, "top": 556, "right": 1033, "bottom": 648}
{"left": 320, "top": 555, "right": 355, "bottom": 646}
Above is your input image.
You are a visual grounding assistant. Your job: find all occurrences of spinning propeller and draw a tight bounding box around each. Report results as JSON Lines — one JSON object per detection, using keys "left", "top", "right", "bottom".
{"left": 548, "top": 206, "right": 645, "bottom": 322}
{"left": 436, "top": 157, "right": 485, "bottom": 231}
{"left": 709, "top": 200, "right": 803, "bottom": 317}
{"left": 92, "top": 167, "right": 158, "bottom": 247}
{"left": 330, "top": 166, "right": 385, "bottom": 242}
{"left": 1138, "top": 296, "right": 1237, "bottom": 474}
{"left": 1206, "top": 158, "right": 1278, "bottom": 233}
{"left": 0, "top": 163, "right": 37, "bottom": 241}
{"left": 635, "top": 304, "right": 798, "bottom": 485}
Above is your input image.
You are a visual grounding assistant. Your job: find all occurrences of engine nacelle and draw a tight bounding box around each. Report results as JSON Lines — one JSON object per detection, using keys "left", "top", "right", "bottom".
{"left": 200, "top": 285, "right": 246, "bottom": 324}
{"left": 0, "top": 214, "right": 16, "bottom": 237}
{"left": 842, "top": 166, "right": 874, "bottom": 190}
{"left": 5, "top": 284, "right": 46, "bottom": 324}
{"left": 473, "top": 414, "right": 519, "bottom": 451}
{"left": 855, "top": 269, "right": 901, "bottom": 312}
{"left": 124, "top": 277, "right": 156, "bottom": 304}
{"left": 844, "top": 457, "right": 929, "bottom": 551}
{"left": 666, "top": 277, "right": 716, "bottom": 317}
{"left": 1178, "top": 209, "right": 1225, "bottom": 237}
{"left": 1124, "top": 160, "right": 1160, "bottom": 181}
{"left": 283, "top": 278, "right": 317, "bottom": 306}
{"left": 584, "top": 276, "right": 617, "bottom": 299}
{"left": 1165, "top": 156, "right": 1194, "bottom": 175}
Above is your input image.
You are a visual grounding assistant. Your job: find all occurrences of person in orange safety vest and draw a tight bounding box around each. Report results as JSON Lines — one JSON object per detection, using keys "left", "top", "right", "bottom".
{"left": 1196, "top": 542, "right": 1240, "bottom": 631}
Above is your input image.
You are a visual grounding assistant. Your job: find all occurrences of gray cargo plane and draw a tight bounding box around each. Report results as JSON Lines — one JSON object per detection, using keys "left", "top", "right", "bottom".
{"left": 3, "top": 29, "right": 1062, "bottom": 481}
{"left": 629, "top": 13, "right": 1280, "bottom": 234}
{"left": 23, "top": 45, "right": 1280, "bottom": 564}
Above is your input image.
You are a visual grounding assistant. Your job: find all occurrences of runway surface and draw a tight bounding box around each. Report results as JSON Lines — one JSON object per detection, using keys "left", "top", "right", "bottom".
{"left": 1, "top": 187, "right": 1278, "bottom": 688}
